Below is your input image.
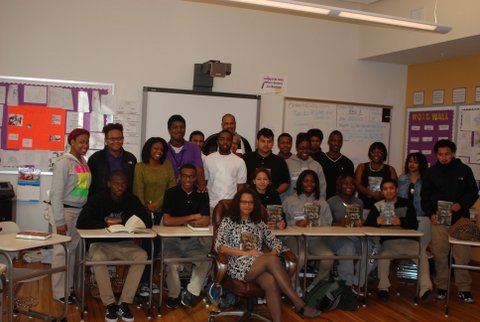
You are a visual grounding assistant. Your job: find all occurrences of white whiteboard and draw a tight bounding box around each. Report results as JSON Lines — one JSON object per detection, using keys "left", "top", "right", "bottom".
{"left": 142, "top": 88, "right": 260, "bottom": 148}
{"left": 283, "top": 98, "right": 391, "bottom": 167}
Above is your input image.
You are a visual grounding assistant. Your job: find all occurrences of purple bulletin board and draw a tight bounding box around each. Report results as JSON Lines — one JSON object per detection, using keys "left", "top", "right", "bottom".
{"left": 405, "top": 106, "right": 457, "bottom": 167}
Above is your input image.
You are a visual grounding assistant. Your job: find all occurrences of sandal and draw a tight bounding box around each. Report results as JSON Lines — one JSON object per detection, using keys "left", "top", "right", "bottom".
{"left": 297, "top": 306, "right": 322, "bottom": 318}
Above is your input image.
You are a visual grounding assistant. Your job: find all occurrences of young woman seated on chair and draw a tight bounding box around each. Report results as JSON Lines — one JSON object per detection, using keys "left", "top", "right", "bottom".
{"left": 214, "top": 188, "right": 321, "bottom": 322}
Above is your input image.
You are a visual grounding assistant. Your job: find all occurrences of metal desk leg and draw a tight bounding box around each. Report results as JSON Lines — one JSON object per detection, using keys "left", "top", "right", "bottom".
{"left": 157, "top": 238, "right": 165, "bottom": 317}
{"left": 445, "top": 244, "right": 453, "bottom": 317}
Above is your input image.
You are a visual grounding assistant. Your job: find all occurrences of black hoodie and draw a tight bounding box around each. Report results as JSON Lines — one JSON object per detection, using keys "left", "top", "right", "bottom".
{"left": 421, "top": 158, "right": 478, "bottom": 224}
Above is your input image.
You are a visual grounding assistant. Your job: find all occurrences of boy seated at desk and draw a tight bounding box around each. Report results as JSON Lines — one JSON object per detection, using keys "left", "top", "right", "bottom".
{"left": 162, "top": 163, "right": 211, "bottom": 309}
{"left": 363, "top": 178, "right": 433, "bottom": 302}
{"left": 76, "top": 170, "right": 152, "bottom": 322}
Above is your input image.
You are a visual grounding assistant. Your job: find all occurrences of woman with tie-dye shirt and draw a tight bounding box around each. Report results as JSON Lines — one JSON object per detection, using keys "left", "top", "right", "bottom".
{"left": 50, "top": 128, "right": 91, "bottom": 304}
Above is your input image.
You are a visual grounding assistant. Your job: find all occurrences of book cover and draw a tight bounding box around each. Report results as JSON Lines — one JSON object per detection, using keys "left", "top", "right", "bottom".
{"left": 368, "top": 176, "right": 383, "bottom": 192}
{"left": 16, "top": 230, "right": 52, "bottom": 241}
{"left": 266, "top": 205, "right": 284, "bottom": 228}
{"left": 106, "top": 214, "right": 147, "bottom": 233}
{"left": 437, "top": 200, "right": 453, "bottom": 226}
{"left": 304, "top": 203, "right": 320, "bottom": 227}
{"left": 380, "top": 201, "right": 395, "bottom": 225}
{"left": 345, "top": 203, "right": 362, "bottom": 227}
{"left": 240, "top": 231, "right": 259, "bottom": 251}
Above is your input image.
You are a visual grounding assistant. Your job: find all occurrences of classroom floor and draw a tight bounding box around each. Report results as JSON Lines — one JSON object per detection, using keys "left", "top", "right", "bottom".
{"left": 2, "top": 259, "right": 480, "bottom": 322}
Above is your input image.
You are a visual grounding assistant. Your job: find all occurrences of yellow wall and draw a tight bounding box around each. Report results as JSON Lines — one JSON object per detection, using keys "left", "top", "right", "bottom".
{"left": 406, "top": 53, "right": 480, "bottom": 107}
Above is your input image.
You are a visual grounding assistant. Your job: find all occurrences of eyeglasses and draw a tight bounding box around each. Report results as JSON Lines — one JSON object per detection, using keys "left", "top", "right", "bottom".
{"left": 106, "top": 137, "right": 124, "bottom": 142}
{"left": 240, "top": 200, "right": 255, "bottom": 205}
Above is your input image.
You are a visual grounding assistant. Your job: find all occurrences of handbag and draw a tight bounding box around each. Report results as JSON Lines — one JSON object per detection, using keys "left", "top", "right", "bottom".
{"left": 448, "top": 217, "right": 480, "bottom": 241}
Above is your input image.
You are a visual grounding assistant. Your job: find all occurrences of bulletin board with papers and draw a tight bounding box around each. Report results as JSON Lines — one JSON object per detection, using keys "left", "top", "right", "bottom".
{"left": 456, "top": 105, "right": 480, "bottom": 181}
{"left": 405, "top": 105, "right": 480, "bottom": 182}
{"left": 405, "top": 106, "right": 457, "bottom": 167}
{"left": 0, "top": 76, "right": 115, "bottom": 172}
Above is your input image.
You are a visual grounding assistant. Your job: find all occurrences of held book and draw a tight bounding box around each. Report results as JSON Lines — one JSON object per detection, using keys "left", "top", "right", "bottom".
{"left": 266, "top": 205, "right": 284, "bottom": 229}
{"left": 187, "top": 224, "right": 210, "bottom": 232}
{"left": 368, "top": 176, "right": 383, "bottom": 192}
{"left": 16, "top": 230, "right": 52, "bottom": 241}
{"left": 240, "top": 231, "right": 259, "bottom": 251}
{"left": 379, "top": 201, "right": 395, "bottom": 226}
{"left": 304, "top": 203, "right": 320, "bottom": 227}
{"left": 437, "top": 200, "right": 453, "bottom": 226}
{"left": 345, "top": 203, "right": 362, "bottom": 227}
{"left": 106, "top": 215, "right": 147, "bottom": 233}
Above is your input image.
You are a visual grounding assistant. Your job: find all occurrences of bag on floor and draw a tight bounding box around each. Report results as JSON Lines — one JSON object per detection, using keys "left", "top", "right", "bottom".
{"left": 304, "top": 280, "right": 343, "bottom": 312}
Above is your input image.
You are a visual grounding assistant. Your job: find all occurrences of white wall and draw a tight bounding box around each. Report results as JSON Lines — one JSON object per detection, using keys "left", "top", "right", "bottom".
{"left": 0, "top": 0, "right": 407, "bottom": 229}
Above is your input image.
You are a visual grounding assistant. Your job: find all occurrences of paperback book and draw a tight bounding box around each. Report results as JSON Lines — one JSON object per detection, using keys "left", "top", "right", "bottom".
{"left": 437, "top": 200, "right": 453, "bottom": 226}
{"left": 345, "top": 203, "right": 362, "bottom": 227}
{"left": 368, "top": 176, "right": 383, "bottom": 192}
{"left": 240, "top": 231, "right": 259, "bottom": 251}
{"left": 379, "top": 201, "right": 395, "bottom": 226}
{"left": 266, "top": 205, "right": 284, "bottom": 229}
{"left": 187, "top": 224, "right": 209, "bottom": 232}
{"left": 106, "top": 215, "right": 147, "bottom": 233}
{"left": 16, "top": 230, "right": 52, "bottom": 241}
{"left": 304, "top": 203, "right": 320, "bottom": 227}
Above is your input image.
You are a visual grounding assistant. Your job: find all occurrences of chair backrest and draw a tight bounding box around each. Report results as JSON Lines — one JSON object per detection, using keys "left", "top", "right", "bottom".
{"left": 0, "top": 221, "right": 20, "bottom": 234}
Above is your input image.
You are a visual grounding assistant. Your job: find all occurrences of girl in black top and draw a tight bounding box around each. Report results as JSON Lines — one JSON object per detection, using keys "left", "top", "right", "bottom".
{"left": 251, "top": 168, "right": 285, "bottom": 230}
{"left": 355, "top": 142, "right": 397, "bottom": 210}
{"left": 251, "top": 167, "right": 282, "bottom": 207}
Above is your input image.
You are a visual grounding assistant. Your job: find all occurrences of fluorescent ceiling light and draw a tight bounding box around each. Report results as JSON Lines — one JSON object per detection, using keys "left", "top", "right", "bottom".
{"left": 223, "top": 0, "right": 451, "bottom": 33}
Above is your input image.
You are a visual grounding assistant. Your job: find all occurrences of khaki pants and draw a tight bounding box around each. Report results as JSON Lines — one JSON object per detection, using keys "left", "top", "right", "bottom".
{"left": 377, "top": 239, "right": 432, "bottom": 296}
{"left": 89, "top": 241, "right": 147, "bottom": 306}
{"left": 164, "top": 237, "right": 211, "bottom": 297}
{"left": 430, "top": 224, "right": 471, "bottom": 291}
{"left": 51, "top": 207, "right": 81, "bottom": 300}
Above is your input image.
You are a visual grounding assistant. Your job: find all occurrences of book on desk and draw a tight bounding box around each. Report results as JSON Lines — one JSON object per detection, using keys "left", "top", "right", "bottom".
{"left": 16, "top": 230, "right": 52, "bottom": 240}
{"left": 106, "top": 215, "right": 147, "bottom": 234}
{"left": 187, "top": 224, "right": 210, "bottom": 232}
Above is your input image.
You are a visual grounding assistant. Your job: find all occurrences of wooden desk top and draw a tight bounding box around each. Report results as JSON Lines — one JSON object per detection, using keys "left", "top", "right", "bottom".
{"left": 270, "top": 226, "right": 302, "bottom": 236}
{"left": 0, "top": 233, "right": 71, "bottom": 252}
{"left": 449, "top": 236, "right": 480, "bottom": 247}
{"left": 152, "top": 225, "right": 213, "bottom": 237}
{"left": 298, "top": 226, "right": 366, "bottom": 236}
{"left": 362, "top": 227, "right": 423, "bottom": 237}
{"left": 77, "top": 228, "right": 157, "bottom": 239}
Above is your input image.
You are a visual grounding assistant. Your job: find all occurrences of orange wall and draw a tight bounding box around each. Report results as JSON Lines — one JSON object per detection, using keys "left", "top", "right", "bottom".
{"left": 406, "top": 53, "right": 480, "bottom": 107}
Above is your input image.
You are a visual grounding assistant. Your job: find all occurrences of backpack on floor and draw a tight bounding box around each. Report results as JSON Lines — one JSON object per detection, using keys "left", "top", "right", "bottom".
{"left": 304, "top": 280, "right": 343, "bottom": 312}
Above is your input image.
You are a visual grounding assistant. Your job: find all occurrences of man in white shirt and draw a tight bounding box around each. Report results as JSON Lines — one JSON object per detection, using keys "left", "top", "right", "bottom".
{"left": 204, "top": 130, "right": 247, "bottom": 210}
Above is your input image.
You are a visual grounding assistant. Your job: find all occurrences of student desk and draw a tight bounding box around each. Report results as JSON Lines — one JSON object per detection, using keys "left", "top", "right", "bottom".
{"left": 445, "top": 237, "right": 480, "bottom": 317}
{"left": 363, "top": 227, "right": 423, "bottom": 304}
{"left": 296, "top": 226, "right": 366, "bottom": 295}
{"left": 0, "top": 233, "right": 71, "bottom": 322}
{"left": 77, "top": 229, "right": 157, "bottom": 321}
{"left": 152, "top": 225, "right": 213, "bottom": 317}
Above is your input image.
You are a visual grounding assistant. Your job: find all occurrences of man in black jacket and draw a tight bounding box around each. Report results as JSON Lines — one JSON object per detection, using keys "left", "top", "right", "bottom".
{"left": 77, "top": 171, "right": 152, "bottom": 322}
{"left": 87, "top": 123, "right": 137, "bottom": 197}
{"left": 421, "top": 139, "right": 479, "bottom": 303}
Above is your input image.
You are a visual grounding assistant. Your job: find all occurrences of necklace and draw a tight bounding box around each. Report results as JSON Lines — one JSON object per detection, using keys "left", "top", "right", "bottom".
{"left": 325, "top": 153, "right": 342, "bottom": 163}
{"left": 368, "top": 162, "right": 384, "bottom": 172}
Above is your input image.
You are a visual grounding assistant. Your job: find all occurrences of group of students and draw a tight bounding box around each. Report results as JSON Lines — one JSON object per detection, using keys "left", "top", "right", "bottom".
{"left": 48, "top": 112, "right": 479, "bottom": 322}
